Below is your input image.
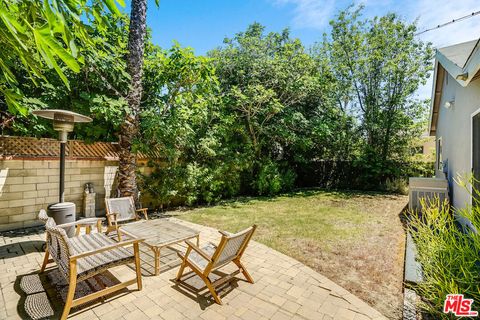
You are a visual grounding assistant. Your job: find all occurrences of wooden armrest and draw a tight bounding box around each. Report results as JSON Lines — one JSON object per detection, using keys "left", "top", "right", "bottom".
{"left": 57, "top": 219, "right": 102, "bottom": 229}
{"left": 218, "top": 230, "right": 229, "bottom": 237}
{"left": 218, "top": 230, "right": 235, "bottom": 237}
{"left": 81, "top": 217, "right": 105, "bottom": 222}
{"left": 106, "top": 212, "right": 119, "bottom": 226}
{"left": 185, "top": 240, "right": 212, "bottom": 261}
{"left": 70, "top": 238, "right": 144, "bottom": 261}
{"left": 135, "top": 208, "right": 148, "bottom": 220}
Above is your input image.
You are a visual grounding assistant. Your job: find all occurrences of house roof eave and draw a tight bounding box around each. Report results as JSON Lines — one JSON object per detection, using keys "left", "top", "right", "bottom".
{"left": 429, "top": 61, "right": 445, "bottom": 136}
{"left": 429, "top": 39, "right": 480, "bottom": 136}
{"left": 436, "top": 39, "right": 480, "bottom": 87}
{"left": 462, "top": 40, "right": 480, "bottom": 85}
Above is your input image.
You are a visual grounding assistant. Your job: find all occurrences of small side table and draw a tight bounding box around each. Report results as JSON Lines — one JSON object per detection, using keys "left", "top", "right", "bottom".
{"left": 75, "top": 217, "right": 105, "bottom": 236}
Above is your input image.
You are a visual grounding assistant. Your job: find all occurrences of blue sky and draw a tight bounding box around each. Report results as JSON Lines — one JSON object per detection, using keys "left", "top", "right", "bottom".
{"left": 121, "top": 0, "right": 480, "bottom": 98}
{"left": 127, "top": 0, "right": 324, "bottom": 55}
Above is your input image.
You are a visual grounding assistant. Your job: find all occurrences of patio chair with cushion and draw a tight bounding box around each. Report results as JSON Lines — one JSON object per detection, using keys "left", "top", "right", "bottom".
{"left": 38, "top": 211, "right": 143, "bottom": 320}
{"left": 105, "top": 196, "right": 148, "bottom": 240}
{"left": 175, "top": 225, "right": 257, "bottom": 305}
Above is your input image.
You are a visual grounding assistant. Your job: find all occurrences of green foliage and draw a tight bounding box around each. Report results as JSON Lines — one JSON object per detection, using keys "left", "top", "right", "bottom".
{"left": 0, "top": 0, "right": 124, "bottom": 115}
{"left": 384, "top": 177, "right": 408, "bottom": 195}
{"left": 256, "top": 161, "right": 296, "bottom": 196}
{"left": 138, "top": 23, "right": 351, "bottom": 207}
{"left": 3, "top": 5, "right": 434, "bottom": 206}
{"left": 2, "top": 14, "right": 130, "bottom": 141}
{"left": 321, "top": 5, "right": 433, "bottom": 185}
{"left": 408, "top": 194, "right": 480, "bottom": 318}
{"left": 137, "top": 44, "right": 244, "bottom": 207}
{"left": 206, "top": 23, "right": 357, "bottom": 198}
{"left": 210, "top": 23, "right": 351, "bottom": 164}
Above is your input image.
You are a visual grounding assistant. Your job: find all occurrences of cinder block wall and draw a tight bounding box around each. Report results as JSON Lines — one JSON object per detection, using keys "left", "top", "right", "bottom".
{"left": 0, "top": 159, "right": 151, "bottom": 231}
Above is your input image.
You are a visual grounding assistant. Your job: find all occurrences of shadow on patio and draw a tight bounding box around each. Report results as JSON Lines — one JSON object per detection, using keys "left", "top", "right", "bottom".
{"left": 1, "top": 219, "right": 387, "bottom": 320}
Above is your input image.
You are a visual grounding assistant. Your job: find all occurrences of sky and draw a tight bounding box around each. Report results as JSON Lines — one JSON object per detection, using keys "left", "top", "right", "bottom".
{"left": 121, "top": 0, "right": 480, "bottom": 99}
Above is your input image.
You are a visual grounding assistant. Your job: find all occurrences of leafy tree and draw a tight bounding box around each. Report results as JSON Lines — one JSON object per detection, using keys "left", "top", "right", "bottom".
{"left": 1, "top": 6, "right": 435, "bottom": 205}
{"left": 323, "top": 5, "right": 433, "bottom": 184}
{"left": 211, "top": 24, "right": 312, "bottom": 156}
{"left": 0, "top": 0, "right": 124, "bottom": 117}
{"left": 1, "top": 14, "right": 130, "bottom": 141}
{"left": 138, "top": 44, "right": 236, "bottom": 206}
{"left": 210, "top": 23, "right": 351, "bottom": 193}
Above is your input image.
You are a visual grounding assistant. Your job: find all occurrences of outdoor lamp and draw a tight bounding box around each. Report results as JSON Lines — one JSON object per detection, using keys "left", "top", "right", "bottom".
{"left": 32, "top": 109, "right": 92, "bottom": 230}
{"left": 444, "top": 100, "right": 454, "bottom": 109}
{"left": 456, "top": 72, "right": 468, "bottom": 81}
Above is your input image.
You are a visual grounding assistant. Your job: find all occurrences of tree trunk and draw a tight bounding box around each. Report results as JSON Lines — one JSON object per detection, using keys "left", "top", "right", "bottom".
{"left": 118, "top": 0, "right": 148, "bottom": 203}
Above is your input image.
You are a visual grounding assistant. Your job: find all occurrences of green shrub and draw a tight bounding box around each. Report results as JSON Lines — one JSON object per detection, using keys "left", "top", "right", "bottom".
{"left": 138, "top": 159, "right": 243, "bottom": 209}
{"left": 256, "top": 161, "right": 283, "bottom": 195}
{"left": 408, "top": 196, "right": 480, "bottom": 318}
{"left": 256, "top": 161, "right": 296, "bottom": 196}
{"left": 384, "top": 177, "right": 408, "bottom": 195}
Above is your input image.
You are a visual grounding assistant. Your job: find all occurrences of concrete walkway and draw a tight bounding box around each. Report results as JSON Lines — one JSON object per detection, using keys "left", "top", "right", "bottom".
{"left": 0, "top": 218, "right": 387, "bottom": 320}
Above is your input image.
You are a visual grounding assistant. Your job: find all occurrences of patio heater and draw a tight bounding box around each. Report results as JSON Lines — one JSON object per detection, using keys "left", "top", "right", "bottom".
{"left": 32, "top": 110, "right": 92, "bottom": 234}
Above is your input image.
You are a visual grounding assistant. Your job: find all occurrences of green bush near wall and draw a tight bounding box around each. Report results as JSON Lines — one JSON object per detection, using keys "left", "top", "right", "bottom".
{"left": 408, "top": 196, "right": 480, "bottom": 318}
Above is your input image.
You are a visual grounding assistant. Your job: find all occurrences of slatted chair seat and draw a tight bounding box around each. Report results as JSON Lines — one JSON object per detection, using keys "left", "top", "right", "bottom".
{"left": 176, "top": 225, "right": 257, "bottom": 305}
{"left": 69, "top": 233, "right": 134, "bottom": 282}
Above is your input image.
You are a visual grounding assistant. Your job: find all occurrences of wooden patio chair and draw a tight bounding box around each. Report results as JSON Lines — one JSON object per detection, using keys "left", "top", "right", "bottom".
{"left": 39, "top": 212, "right": 143, "bottom": 320}
{"left": 175, "top": 225, "right": 257, "bottom": 305}
{"left": 105, "top": 196, "right": 148, "bottom": 240}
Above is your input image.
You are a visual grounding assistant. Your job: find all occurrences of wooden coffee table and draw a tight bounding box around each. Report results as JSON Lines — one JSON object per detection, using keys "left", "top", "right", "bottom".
{"left": 119, "top": 219, "right": 200, "bottom": 275}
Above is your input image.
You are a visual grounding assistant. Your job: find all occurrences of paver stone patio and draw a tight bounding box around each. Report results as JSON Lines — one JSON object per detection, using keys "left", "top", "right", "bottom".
{"left": 0, "top": 218, "right": 387, "bottom": 320}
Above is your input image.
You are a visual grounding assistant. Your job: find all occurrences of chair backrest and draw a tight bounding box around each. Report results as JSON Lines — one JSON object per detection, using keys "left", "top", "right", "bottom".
{"left": 210, "top": 225, "right": 256, "bottom": 269}
{"left": 105, "top": 197, "right": 137, "bottom": 223}
{"left": 44, "top": 216, "right": 72, "bottom": 279}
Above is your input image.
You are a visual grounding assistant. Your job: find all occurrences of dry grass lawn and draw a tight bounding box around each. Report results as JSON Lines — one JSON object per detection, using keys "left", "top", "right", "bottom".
{"left": 171, "top": 190, "right": 408, "bottom": 319}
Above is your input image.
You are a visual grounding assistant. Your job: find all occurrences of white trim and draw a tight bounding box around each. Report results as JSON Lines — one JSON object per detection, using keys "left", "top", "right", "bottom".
{"left": 437, "top": 51, "right": 464, "bottom": 85}
{"left": 436, "top": 39, "right": 480, "bottom": 88}
{"left": 470, "top": 107, "right": 480, "bottom": 206}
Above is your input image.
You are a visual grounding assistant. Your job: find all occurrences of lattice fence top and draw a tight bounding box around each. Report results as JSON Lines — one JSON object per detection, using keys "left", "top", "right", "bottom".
{"left": 0, "top": 136, "right": 159, "bottom": 160}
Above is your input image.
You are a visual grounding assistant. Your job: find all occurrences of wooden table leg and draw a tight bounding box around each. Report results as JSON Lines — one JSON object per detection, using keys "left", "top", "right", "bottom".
{"left": 154, "top": 247, "right": 160, "bottom": 276}
{"left": 86, "top": 225, "right": 91, "bottom": 234}
{"left": 196, "top": 235, "right": 200, "bottom": 246}
{"left": 96, "top": 220, "right": 102, "bottom": 233}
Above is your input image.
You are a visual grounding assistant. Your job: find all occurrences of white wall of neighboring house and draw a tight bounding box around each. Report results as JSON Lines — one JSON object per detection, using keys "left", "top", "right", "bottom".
{"left": 435, "top": 73, "right": 480, "bottom": 208}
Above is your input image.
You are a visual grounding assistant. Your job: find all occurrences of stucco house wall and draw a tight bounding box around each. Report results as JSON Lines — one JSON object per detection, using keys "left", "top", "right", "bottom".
{"left": 434, "top": 74, "right": 480, "bottom": 208}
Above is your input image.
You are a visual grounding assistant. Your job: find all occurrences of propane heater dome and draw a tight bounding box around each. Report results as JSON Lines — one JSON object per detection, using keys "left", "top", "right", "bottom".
{"left": 33, "top": 109, "right": 92, "bottom": 142}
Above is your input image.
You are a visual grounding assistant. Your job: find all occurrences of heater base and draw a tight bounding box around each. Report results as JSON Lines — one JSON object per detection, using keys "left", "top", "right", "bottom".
{"left": 47, "top": 202, "right": 76, "bottom": 237}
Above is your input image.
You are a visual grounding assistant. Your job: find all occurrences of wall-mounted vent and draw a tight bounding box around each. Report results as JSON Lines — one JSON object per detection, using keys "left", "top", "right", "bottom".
{"left": 409, "top": 177, "right": 449, "bottom": 212}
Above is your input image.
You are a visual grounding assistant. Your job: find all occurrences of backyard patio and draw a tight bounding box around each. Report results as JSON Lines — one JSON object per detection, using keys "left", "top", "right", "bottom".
{"left": 0, "top": 218, "right": 386, "bottom": 320}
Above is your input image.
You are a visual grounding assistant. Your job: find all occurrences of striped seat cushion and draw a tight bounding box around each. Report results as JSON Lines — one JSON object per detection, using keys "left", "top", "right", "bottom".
{"left": 69, "top": 233, "right": 134, "bottom": 281}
